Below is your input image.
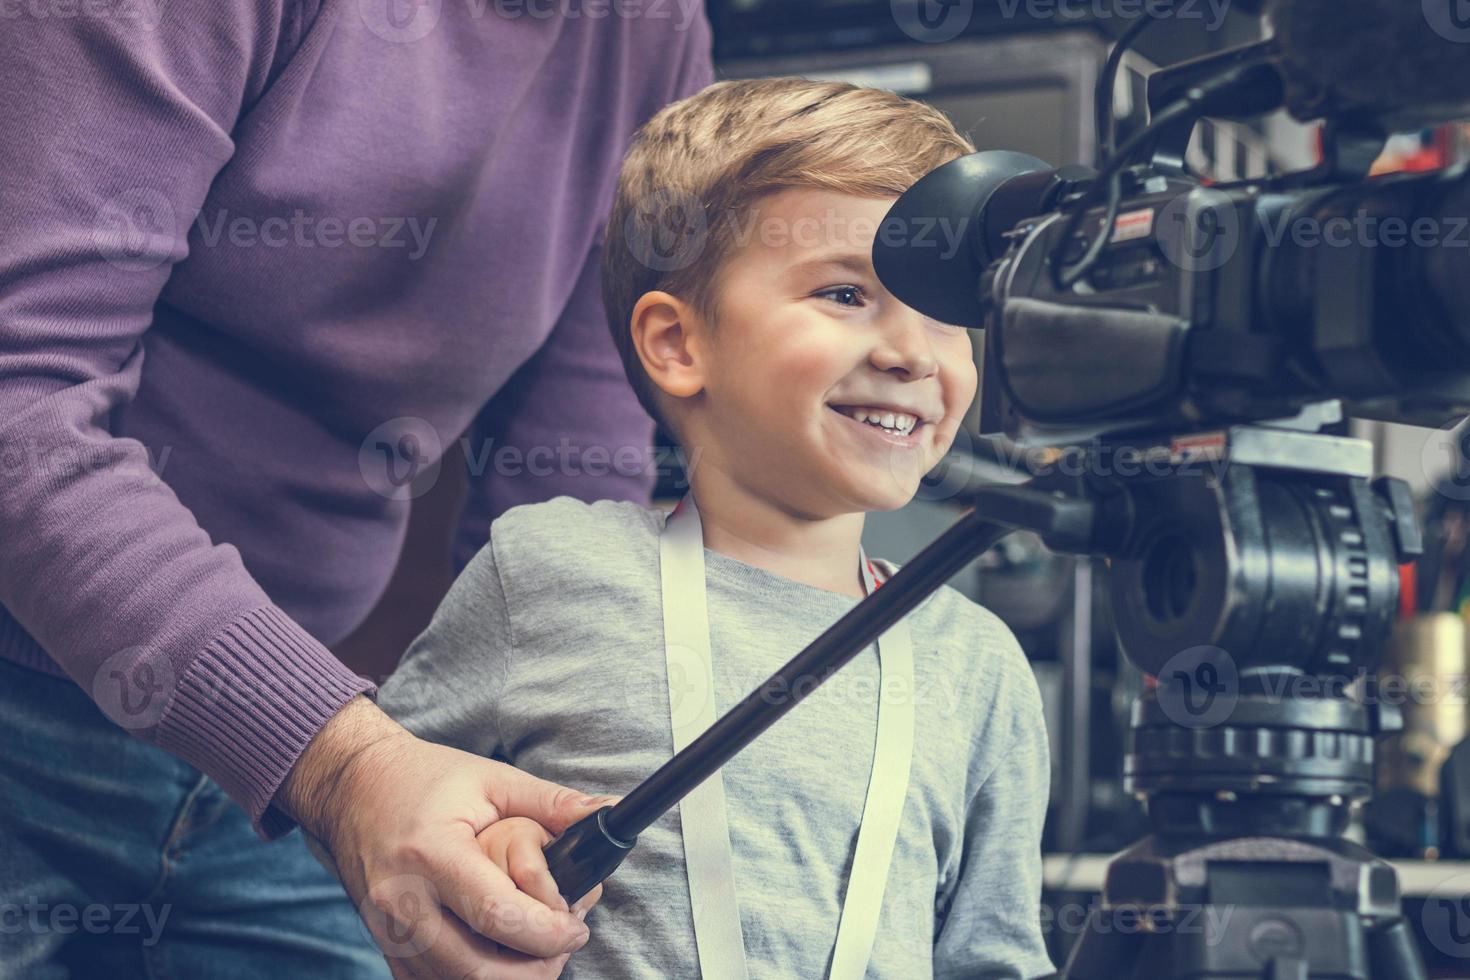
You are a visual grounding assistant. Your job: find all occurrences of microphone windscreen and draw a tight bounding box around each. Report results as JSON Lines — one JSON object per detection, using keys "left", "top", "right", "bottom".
{"left": 1271, "top": 0, "right": 1470, "bottom": 124}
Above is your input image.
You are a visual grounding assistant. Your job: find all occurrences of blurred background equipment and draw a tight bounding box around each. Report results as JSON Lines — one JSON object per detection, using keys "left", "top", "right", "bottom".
{"left": 1368, "top": 614, "right": 1470, "bottom": 860}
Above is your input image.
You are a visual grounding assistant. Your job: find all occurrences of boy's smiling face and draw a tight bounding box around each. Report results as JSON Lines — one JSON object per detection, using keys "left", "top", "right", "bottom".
{"left": 654, "top": 186, "right": 978, "bottom": 516}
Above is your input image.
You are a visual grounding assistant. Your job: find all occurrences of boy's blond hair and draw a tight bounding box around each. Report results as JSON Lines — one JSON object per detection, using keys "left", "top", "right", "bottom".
{"left": 601, "top": 77, "right": 975, "bottom": 438}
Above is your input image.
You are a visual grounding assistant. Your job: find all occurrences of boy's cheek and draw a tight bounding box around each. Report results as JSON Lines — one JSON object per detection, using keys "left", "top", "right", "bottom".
{"left": 952, "top": 344, "right": 980, "bottom": 401}
{"left": 929, "top": 411, "right": 976, "bottom": 464}
{"left": 931, "top": 420, "right": 965, "bottom": 459}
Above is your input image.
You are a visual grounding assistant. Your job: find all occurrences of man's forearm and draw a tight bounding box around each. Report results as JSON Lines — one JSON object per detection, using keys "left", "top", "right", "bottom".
{"left": 276, "top": 694, "right": 412, "bottom": 842}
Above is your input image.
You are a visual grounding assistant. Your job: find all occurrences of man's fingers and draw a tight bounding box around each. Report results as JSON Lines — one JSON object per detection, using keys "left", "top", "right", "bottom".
{"left": 481, "top": 760, "right": 618, "bottom": 835}
{"left": 403, "top": 907, "right": 575, "bottom": 980}
{"left": 384, "top": 959, "right": 421, "bottom": 980}
{"left": 429, "top": 833, "right": 590, "bottom": 959}
{"left": 569, "top": 882, "right": 603, "bottom": 919}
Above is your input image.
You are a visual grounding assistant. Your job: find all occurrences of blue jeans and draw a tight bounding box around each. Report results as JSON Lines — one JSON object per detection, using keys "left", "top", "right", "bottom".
{"left": 0, "top": 656, "right": 390, "bottom": 979}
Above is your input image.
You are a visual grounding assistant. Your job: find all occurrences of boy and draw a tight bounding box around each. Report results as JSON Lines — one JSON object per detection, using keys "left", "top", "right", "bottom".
{"left": 379, "top": 78, "right": 1054, "bottom": 979}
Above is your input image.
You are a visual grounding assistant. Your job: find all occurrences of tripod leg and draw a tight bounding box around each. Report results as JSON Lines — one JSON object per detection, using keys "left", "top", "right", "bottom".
{"left": 1367, "top": 917, "right": 1427, "bottom": 980}
{"left": 1059, "top": 908, "right": 1142, "bottom": 980}
{"left": 1266, "top": 958, "right": 1307, "bottom": 980}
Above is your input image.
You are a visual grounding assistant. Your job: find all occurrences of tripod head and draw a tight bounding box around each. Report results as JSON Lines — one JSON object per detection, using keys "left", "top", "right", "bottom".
{"left": 981, "top": 414, "right": 1421, "bottom": 834}
{"left": 966, "top": 418, "right": 1429, "bottom": 979}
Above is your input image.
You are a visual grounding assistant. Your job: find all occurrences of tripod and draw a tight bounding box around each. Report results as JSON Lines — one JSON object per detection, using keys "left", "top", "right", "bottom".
{"left": 1061, "top": 675, "right": 1424, "bottom": 980}
{"left": 543, "top": 423, "right": 1429, "bottom": 979}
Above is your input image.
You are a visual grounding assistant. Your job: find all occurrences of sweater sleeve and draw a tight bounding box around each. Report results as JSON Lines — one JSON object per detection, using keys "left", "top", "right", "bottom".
{"left": 934, "top": 632, "right": 1057, "bottom": 980}
{"left": 0, "top": 1, "right": 373, "bottom": 840}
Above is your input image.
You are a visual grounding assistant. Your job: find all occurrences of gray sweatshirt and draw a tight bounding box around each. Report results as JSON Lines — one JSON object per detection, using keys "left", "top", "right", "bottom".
{"left": 379, "top": 496, "right": 1054, "bottom": 979}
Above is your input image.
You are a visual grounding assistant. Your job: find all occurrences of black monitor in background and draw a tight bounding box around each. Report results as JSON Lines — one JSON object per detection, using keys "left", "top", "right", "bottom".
{"left": 709, "top": 0, "right": 1126, "bottom": 60}
{"left": 708, "top": 0, "right": 1262, "bottom": 68}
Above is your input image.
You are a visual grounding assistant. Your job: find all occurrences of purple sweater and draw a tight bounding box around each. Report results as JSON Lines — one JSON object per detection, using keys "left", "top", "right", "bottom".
{"left": 0, "top": 0, "right": 712, "bottom": 838}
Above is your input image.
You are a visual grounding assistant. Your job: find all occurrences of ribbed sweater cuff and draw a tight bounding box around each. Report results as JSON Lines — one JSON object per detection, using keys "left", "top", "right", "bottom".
{"left": 152, "top": 606, "right": 377, "bottom": 841}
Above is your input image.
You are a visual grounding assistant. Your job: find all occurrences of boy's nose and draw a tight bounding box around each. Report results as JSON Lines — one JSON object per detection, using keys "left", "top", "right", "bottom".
{"left": 870, "top": 309, "right": 939, "bottom": 380}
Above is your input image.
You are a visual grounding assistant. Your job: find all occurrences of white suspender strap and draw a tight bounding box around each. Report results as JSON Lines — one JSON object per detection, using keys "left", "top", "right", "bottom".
{"left": 660, "top": 494, "right": 914, "bottom": 980}
{"left": 827, "top": 551, "right": 915, "bottom": 980}
{"left": 660, "top": 496, "right": 750, "bottom": 980}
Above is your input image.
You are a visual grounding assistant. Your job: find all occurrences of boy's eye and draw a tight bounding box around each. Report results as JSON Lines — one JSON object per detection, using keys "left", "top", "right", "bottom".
{"left": 815, "top": 285, "right": 865, "bottom": 308}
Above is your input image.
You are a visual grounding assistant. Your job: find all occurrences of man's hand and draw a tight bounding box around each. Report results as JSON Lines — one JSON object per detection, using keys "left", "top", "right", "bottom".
{"left": 277, "top": 696, "right": 611, "bottom": 979}
{"left": 476, "top": 817, "right": 604, "bottom": 916}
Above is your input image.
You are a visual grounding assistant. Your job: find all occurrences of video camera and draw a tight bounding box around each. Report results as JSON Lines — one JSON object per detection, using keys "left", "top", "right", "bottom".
{"left": 878, "top": 2, "right": 1470, "bottom": 445}
{"left": 866, "top": 1, "right": 1470, "bottom": 976}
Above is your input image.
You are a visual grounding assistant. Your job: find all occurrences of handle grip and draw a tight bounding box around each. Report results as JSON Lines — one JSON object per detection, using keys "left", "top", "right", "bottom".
{"left": 542, "top": 806, "right": 637, "bottom": 906}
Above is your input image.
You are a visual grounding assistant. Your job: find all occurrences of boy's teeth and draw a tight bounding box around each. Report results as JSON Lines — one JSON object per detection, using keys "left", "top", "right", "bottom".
{"left": 844, "top": 407, "right": 917, "bottom": 435}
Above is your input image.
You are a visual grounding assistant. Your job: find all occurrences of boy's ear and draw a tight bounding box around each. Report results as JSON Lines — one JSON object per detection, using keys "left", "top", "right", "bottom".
{"left": 631, "top": 290, "right": 706, "bottom": 401}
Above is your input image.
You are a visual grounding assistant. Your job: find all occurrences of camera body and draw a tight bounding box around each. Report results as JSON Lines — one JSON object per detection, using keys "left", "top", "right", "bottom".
{"left": 981, "top": 161, "right": 1470, "bottom": 446}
